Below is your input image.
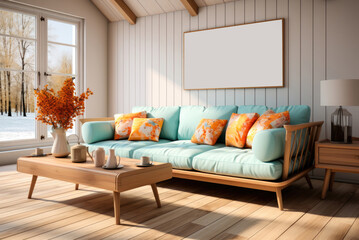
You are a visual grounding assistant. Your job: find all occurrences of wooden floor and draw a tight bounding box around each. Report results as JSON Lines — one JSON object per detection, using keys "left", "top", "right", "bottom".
{"left": 1, "top": 165, "right": 359, "bottom": 240}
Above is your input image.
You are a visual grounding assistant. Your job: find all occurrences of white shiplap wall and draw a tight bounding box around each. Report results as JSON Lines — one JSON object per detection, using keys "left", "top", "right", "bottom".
{"left": 108, "top": 0, "right": 359, "bottom": 141}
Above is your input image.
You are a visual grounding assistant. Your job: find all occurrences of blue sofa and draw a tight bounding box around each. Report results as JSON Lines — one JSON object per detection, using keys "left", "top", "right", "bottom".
{"left": 81, "top": 105, "right": 323, "bottom": 209}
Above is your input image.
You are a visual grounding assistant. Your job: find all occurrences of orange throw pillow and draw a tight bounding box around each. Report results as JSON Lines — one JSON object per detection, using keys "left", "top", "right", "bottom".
{"left": 128, "top": 118, "right": 164, "bottom": 142}
{"left": 246, "top": 110, "right": 290, "bottom": 148}
{"left": 191, "top": 119, "right": 228, "bottom": 146}
{"left": 114, "top": 111, "right": 146, "bottom": 140}
{"left": 225, "top": 113, "right": 260, "bottom": 148}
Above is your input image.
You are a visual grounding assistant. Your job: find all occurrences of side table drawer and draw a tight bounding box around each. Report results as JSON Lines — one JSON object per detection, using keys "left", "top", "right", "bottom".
{"left": 319, "top": 148, "right": 359, "bottom": 167}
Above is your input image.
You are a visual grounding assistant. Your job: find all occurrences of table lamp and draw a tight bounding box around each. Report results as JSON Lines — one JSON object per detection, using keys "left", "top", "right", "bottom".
{"left": 320, "top": 79, "right": 359, "bottom": 144}
{"left": 320, "top": 79, "right": 359, "bottom": 143}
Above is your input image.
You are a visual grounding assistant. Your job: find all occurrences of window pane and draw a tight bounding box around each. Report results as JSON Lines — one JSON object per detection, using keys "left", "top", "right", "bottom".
{"left": 0, "top": 36, "right": 36, "bottom": 71}
{"left": 0, "top": 71, "right": 36, "bottom": 142}
{"left": 0, "top": 9, "right": 36, "bottom": 39}
{"left": 46, "top": 74, "right": 76, "bottom": 93}
{"left": 48, "top": 43, "right": 75, "bottom": 74}
{"left": 48, "top": 20, "right": 76, "bottom": 45}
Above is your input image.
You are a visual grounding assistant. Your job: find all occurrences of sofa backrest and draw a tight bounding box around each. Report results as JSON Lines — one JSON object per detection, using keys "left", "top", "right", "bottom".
{"left": 272, "top": 105, "right": 311, "bottom": 125}
{"left": 177, "top": 105, "right": 238, "bottom": 143}
{"left": 237, "top": 105, "right": 268, "bottom": 115}
{"left": 132, "top": 106, "right": 180, "bottom": 140}
{"left": 131, "top": 105, "right": 310, "bottom": 142}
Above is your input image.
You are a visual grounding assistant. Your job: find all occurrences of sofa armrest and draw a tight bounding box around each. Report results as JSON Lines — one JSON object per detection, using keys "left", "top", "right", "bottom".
{"left": 82, "top": 121, "right": 115, "bottom": 144}
{"left": 282, "top": 121, "right": 324, "bottom": 180}
{"left": 252, "top": 128, "right": 286, "bottom": 162}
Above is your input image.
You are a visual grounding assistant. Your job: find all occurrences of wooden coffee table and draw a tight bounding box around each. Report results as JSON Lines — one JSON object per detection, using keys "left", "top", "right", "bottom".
{"left": 17, "top": 155, "right": 172, "bottom": 224}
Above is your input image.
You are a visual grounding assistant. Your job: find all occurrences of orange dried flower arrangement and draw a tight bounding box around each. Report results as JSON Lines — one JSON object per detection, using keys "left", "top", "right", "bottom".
{"left": 34, "top": 78, "right": 93, "bottom": 130}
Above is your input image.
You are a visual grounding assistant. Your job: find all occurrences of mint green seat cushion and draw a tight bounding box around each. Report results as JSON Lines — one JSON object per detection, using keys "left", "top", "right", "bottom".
{"left": 273, "top": 105, "right": 310, "bottom": 125}
{"left": 237, "top": 105, "right": 268, "bottom": 115}
{"left": 177, "top": 105, "right": 238, "bottom": 143}
{"left": 133, "top": 140, "right": 225, "bottom": 170}
{"left": 86, "top": 139, "right": 170, "bottom": 158}
{"left": 132, "top": 106, "right": 180, "bottom": 140}
{"left": 82, "top": 121, "right": 114, "bottom": 144}
{"left": 192, "top": 147, "right": 283, "bottom": 180}
{"left": 252, "top": 128, "right": 286, "bottom": 162}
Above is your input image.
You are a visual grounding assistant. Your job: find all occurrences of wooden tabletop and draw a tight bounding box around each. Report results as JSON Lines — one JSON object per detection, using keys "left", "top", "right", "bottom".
{"left": 17, "top": 155, "right": 172, "bottom": 192}
{"left": 318, "top": 139, "right": 359, "bottom": 149}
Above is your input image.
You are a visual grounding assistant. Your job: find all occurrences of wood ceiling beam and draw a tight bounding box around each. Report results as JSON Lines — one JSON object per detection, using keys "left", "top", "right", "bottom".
{"left": 180, "top": 0, "right": 199, "bottom": 16}
{"left": 113, "top": 0, "right": 137, "bottom": 24}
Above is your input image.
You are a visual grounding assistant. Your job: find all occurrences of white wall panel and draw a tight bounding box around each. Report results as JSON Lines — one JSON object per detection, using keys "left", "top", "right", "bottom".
{"left": 255, "top": 0, "right": 266, "bottom": 106}
{"left": 244, "top": 0, "right": 255, "bottom": 105}
{"left": 207, "top": 5, "right": 216, "bottom": 106}
{"left": 190, "top": 14, "right": 200, "bottom": 105}
{"left": 265, "top": 0, "right": 277, "bottom": 108}
{"left": 225, "top": 1, "right": 235, "bottom": 105}
{"left": 215, "top": 3, "right": 226, "bottom": 106}
{"left": 234, "top": 0, "right": 245, "bottom": 106}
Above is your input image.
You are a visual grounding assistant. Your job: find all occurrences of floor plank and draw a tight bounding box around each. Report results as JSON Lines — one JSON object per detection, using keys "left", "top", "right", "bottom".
{"left": 315, "top": 189, "right": 359, "bottom": 240}
{"left": 0, "top": 167, "right": 359, "bottom": 240}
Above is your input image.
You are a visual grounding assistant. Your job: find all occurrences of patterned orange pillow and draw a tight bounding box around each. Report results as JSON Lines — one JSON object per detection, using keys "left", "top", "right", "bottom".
{"left": 225, "top": 113, "right": 260, "bottom": 148}
{"left": 114, "top": 111, "right": 146, "bottom": 140}
{"left": 246, "top": 110, "right": 290, "bottom": 148}
{"left": 191, "top": 119, "right": 228, "bottom": 146}
{"left": 128, "top": 118, "right": 164, "bottom": 142}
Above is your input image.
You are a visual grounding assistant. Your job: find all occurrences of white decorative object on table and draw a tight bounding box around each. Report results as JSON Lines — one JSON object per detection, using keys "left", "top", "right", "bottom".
{"left": 104, "top": 149, "right": 118, "bottom": 168}
{"left": 92, "top": 147, "right": 106, "bottom": 167}
{"left": 50, "top": 128, "right": 70, "bottom": 158}
{"left": 136, "top": 156, "right": 153, "bottom": 167}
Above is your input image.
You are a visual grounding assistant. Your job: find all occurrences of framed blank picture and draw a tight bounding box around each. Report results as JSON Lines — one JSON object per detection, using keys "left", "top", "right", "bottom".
{"left": 183, "top": 19, "right": 284, "bottom": 90}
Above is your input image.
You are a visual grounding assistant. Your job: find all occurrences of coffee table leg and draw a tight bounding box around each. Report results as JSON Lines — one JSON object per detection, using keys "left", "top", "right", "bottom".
{"left": 75, "top": 184, "right": 79, "bottom": 190}
{"left": 28, "top": 175, "right": 38, "bottom": 199}
{"left": 113, "top": 192, "right": 121, "bottom": 225}
{"left": 151, "top": 184, "right": 161, "bottom": 208}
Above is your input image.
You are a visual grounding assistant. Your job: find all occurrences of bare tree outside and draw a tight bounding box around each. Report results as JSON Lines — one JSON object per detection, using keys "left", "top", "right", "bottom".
{"left": 0, "top": 9, "right": 75, "bottom": 141}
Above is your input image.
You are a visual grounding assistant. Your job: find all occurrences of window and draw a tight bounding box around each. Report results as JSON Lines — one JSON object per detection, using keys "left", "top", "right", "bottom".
{"left": 0, "top": 2, "right": 84, "bottom": 150}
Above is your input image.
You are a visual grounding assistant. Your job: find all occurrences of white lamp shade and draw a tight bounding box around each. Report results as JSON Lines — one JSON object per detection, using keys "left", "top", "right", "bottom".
{"left": 320, "top": 79, "right": 359, "bottom": 106}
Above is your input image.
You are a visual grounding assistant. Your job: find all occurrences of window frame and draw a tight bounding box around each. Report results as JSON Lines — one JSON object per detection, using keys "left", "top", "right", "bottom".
{"left": 0, "top": 1, "right": 84, "bottom": 151}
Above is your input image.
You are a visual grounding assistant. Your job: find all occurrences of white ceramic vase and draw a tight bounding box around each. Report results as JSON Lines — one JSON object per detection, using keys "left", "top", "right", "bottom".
{"left": 51, "top": 128, "right": 70, "bottom": 158}
{"left": 92, "top": 147, "right": 106, "bottom": 167}
{"left": 104, "top": 149, "right": 118, "bottom": 168}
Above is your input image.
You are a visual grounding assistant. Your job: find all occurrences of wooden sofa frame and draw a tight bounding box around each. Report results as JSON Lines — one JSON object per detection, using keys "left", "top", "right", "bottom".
{"left": 80, "top": 118, "right": 323, "bottom": 210}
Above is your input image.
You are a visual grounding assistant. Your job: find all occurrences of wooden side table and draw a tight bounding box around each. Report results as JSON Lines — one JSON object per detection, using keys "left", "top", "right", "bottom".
{"left": 315, "top": 139, "right": 359, "bottom": 199}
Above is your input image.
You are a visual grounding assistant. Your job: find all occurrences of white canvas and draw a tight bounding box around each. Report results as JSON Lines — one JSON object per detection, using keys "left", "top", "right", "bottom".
{"left": 183, "top": 19, "right": 283, "bottom": 90}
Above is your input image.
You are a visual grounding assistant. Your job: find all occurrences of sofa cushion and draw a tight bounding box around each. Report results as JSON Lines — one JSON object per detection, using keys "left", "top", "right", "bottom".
{"left": 273, "top": 105, "right": 310, "bottom": 125}
{"left": 237, "top": 105, "right": 268, "bottom": 115}
{"left": 192, "top": 147, "right": 283, "bottom": 180}
{"left": 128, "top": 118, "right": 164, "bottom": 142}
{"left": 82, "top": 121, "right": 114, "bottom": 144}
{"left": 191, "top": 119, "right": 228, "bottom": 146}
{"left": 178, "top": 105, "right": 238, "bottom": 143}
{"left": 86, "top": 139, "right": 170, "bottom": 158}
{"left": 132, "top": 106, "right": 180, "bottom": 140}
{"left": 246, "top": 110, "right": 290, "bottom": 148}
{"left": 114, "top": 111, "right": 146, "bottom": 140}
{"left": 133, "top": 140, "right": 225, "bottom": 170}
{"left": 252, "top": 128, "right": 286, "bottom": 162}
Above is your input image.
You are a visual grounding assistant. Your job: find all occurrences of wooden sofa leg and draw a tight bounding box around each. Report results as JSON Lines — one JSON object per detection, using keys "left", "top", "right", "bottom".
{"left": 305, "top": 174, "right": 313, "bottom": 189}
{"left": 276, "top": 189, "right": 283, "bottom": 210}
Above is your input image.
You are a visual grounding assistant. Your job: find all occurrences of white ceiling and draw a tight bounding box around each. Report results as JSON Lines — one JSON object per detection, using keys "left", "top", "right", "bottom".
{"left": 92, "top": 0, "right": 236, "bottom": 22}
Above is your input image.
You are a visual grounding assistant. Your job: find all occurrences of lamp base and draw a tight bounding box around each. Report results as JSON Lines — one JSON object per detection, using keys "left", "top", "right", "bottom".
{"left": 330, "top": 106, "right": 352, "bottom": 144}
